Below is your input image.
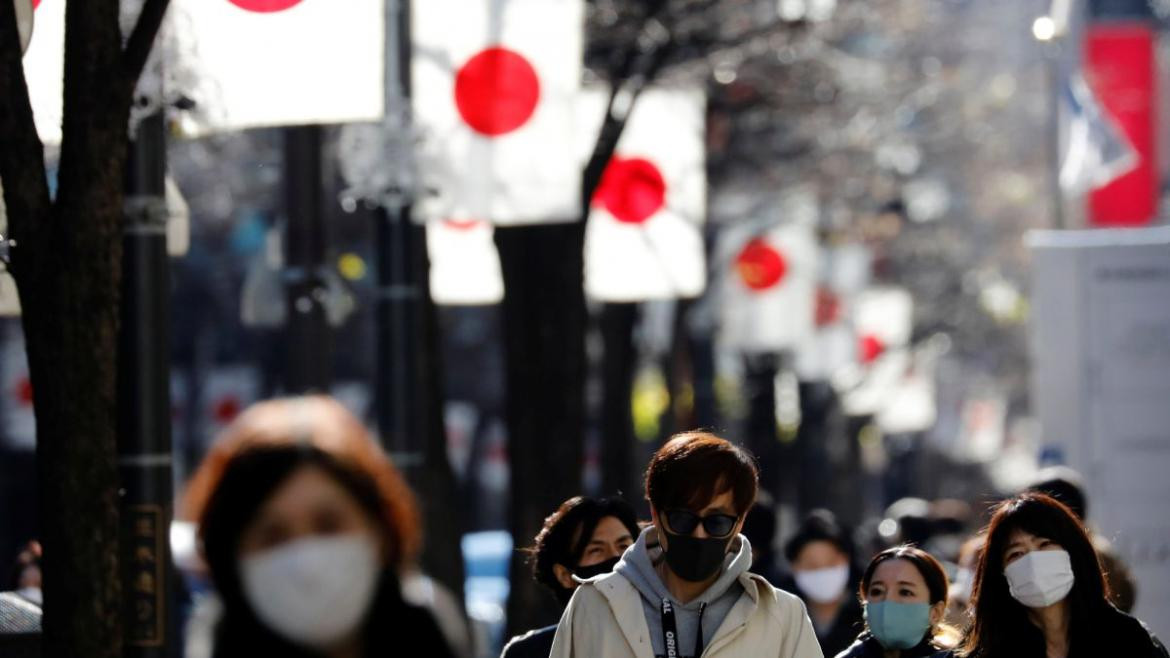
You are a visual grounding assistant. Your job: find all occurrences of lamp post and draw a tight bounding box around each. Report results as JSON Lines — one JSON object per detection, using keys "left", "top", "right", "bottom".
{"left": 1033, "top": 0, "right": 1071, "bottom": 229}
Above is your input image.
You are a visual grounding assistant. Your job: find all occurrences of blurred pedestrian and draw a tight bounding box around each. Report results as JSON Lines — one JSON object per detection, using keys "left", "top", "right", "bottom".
{"left": 959, "top": 493, "right": 1168, "bottom": 657}
{"left": 943, "top": 534, "right": 983, "bottom": 631}
{"left": 740, "top": 491, "right": 786, "bottom": 586}
{"left": 6, "top": 540, "right": 41, "bottom": 607}
{"left": 835, "top": 545, "right": 957, "bottom": 658}
{"left": 551, "top": 430, "right": 822, "bottom": 657}
{"left": 781, "top": 510, "right": 864, "bottom": 657}
{"left": 501, "top": 496, "right": 640, "bottom": 658}
{"left": 182, "top": 395, "right": 455, "bottom": 658}
{"left": 1026, "top": 465, "right": 1136, "bottom": 612}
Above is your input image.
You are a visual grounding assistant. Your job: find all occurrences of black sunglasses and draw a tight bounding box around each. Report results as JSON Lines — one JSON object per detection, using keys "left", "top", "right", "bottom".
{"left": 664, "top": 509, "right": 738, "bottom": 538}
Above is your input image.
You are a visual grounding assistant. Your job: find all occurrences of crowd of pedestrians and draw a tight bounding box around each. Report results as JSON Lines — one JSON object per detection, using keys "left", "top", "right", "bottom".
{"left": 2, "top": 395, "right": 1167, "bottom": 658}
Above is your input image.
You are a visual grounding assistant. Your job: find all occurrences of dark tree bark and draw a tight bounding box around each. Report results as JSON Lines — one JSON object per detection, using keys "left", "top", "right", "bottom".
{"left": 600, "top": 303, "right": 638, "bottom": 502}
{"left": 0, "top": 1, "right": 169, "bottom": 656}
{"left": 495, "top": 221, "right": 589, "bottom": 635}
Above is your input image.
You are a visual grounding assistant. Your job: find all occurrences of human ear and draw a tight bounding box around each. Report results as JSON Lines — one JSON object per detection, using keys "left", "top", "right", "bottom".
{"left": 553, "top": 563, "right": 576, "bottom": 590}
{"left": 929, "top": 600, "right": 946, "bottom": 626}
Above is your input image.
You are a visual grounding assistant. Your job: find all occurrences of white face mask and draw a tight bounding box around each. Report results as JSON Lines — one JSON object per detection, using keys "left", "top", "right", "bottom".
{"left": 239, "top": 534, "right": 381, "bottom": 649}
{"left": 794, "top": 564, "right": 851, "bottom": 604}
{"left": 1004, "top": 549, "right": 1075, "bottom": 608}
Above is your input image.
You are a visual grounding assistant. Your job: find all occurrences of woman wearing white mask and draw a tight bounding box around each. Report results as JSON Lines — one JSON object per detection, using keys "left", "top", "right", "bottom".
{"left": 959, "top": 493, "right": 1168, "bottom": 658}
{"left": 183, "top": 396, "right": 456, "bottom": 658}
{"left": 782, "top": 510, "right": 864, "bottom": 657}
{"left": 835, "top": 545, "right": 956, "bottom": 658}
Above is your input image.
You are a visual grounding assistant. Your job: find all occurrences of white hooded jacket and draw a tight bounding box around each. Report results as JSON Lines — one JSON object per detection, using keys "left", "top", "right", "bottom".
{"left": 550, "top": 528, "right": 823, "bottom": 658}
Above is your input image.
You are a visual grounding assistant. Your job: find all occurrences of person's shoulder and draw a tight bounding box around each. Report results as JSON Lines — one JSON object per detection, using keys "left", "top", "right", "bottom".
{"left": 830, "top": 634, "right": 876, "bottom": 658}
{"left": 501, "top": 625, "right": 557, "bottom": 658}
{"left": 745, "top": 573, "right": 811, "bottom": 622}
{"left": 1101, "top": 605, "right": 1169, "bottom": 655}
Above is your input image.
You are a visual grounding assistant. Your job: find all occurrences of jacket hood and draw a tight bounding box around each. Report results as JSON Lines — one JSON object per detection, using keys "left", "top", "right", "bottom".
{"left": 614, "top": 525, "right": 752, "bottom": 610}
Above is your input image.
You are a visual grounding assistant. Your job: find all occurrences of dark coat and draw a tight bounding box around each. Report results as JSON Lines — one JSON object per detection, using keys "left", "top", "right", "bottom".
{"left": 833, "top": 632, "right": 953, "bottom": 658}
{"left": 964, "top": 603, "right": 1168, "bottom": 658}
{"left": 500, "top": 624, "right": 556, "bottom": 658}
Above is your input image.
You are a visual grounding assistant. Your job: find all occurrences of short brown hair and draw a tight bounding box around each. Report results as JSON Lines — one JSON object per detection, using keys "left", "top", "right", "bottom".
{"left": 644, "top": 431, "right": 758, "bottom": 516}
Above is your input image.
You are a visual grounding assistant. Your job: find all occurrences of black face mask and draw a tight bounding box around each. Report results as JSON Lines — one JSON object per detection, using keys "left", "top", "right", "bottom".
{"left": 661, "top": 529, "right": 731, "bottom": 582}
{"left": 554, "top": 556, "right": 621, "bottom": 605}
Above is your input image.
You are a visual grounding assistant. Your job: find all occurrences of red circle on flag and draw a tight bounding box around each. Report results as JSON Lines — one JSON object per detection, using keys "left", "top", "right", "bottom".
{"left": 214, "top": 396, "right": 243, "bottom": 424}
{"left": 593, "top": 157, "right": 667, "bottom": 224}
{"left": 860, "top": 334, "right": 885, "bottom": 364}
{"left": 15, "top": 377, "right": 33, "bottom": 407}
{"left": 454, "top": 47, "right": 540, "bottom": 137}
{"left": 444, "top": 218, "right": 485, "bottom": 231}
{"left": 32, "top": 0, "right": 41, "bottom": 10}
{"left": 735, "top": 239, "right": 787, "bottom": 290}
{"left": 227, "top": 0, "right": 303, "bottom": 11}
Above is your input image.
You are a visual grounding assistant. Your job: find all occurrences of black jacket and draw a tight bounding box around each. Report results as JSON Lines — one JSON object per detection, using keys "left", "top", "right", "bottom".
{"left": 834, "top": 632, "right": 953, "bottom": 658}
{"left": 964, "top": 603, "right": 1168, "bottom": 658}
{"left": 500, "top": 624, "right": 556, "bottom": 658}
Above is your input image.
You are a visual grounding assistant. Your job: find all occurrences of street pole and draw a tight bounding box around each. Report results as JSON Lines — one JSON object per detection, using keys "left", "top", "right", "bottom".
{"left": 117, "top": 110, "right": 174, "bottom": 657}
{"left": 374, "top": 0, "right": 423, "bottom": 467}
{"left": 282, "top": 125, "right": 332, "bottom": 393}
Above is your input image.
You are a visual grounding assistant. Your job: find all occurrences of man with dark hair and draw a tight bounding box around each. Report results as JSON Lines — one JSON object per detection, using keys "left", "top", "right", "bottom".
{"left": 1026, "top": 465, "right": 1137, "bottom": 612}
{"left": 552, "top": 431, "right": 822, "bottom": 657}
{"left": 502, "top": 496, "right": 640, "bottom": 658}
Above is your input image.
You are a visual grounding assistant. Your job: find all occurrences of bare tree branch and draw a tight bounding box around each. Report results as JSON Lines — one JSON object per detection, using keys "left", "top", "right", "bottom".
{"left": 122, "top": 0, "right": 171, "bottom": 86}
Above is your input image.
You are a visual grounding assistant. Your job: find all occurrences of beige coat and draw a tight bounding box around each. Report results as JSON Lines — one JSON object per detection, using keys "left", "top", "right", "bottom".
{"left": 549, "top": 569, "right": 824, "bottom": 658}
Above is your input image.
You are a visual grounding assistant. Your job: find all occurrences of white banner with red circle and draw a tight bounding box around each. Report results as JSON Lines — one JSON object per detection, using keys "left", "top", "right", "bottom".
{"left": 718, "top": 221, "right": 819, "bottom": 353}
{"left": 580, "top": 88, "right": 707, "bottom": 302}
{"left": 170, "top": 0, "right": 384, "bottom": 134}
{"left": 411, "top": 0, "right": 584, "bottom": 225}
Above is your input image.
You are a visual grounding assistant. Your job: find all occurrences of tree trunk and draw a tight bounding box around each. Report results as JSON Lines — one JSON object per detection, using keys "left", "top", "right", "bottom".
{"left": 0, "top": 0, "right": 169, "bottom": 654}
{"left": 600, "top": 303, "right": 638, "bottom": 502}
{"left": 496, "top": 222, "right": 587, "bottom": 636}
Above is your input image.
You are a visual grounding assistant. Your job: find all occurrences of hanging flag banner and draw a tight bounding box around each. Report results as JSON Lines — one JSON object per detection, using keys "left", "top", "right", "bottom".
{"left": 795, "top": 243, "right": 872, "bottom": 381}
{"left": 1058, "top": 72, "right": 1137, "bottom": 195}
{"left": 411, "top": 0, "right": 584, "bottom": 225}
{"left": 838, "top": 286, "right": 915, "bottom": 416}
{"left": 427, "top": 218, "right": 504, "bottom": 305}
{"left": 1084, "top": 23, "right": 1158, "bottom": 227}
{"left": 719, "top": 221, "right": 818, "bottom": 353}
{"left": 580, "top": 88, "right": 706, "bottom": 301}
{"left": 21, "top": 0, "right": 64, "bottom": 144}
{"left": 853, "top": 286, "right": 913, "bottom": 366}
{"left": 169, "top": 0, "right": 384, "bottom": 134}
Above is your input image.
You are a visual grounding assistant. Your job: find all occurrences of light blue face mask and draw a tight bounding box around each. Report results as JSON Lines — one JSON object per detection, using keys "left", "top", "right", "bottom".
{"left": 865, "top": 600, "right": 932, "bottom": 650}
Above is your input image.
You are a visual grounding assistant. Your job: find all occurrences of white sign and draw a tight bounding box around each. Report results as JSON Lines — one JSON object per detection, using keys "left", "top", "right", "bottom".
{"left": 1029, "top": 227, "right": 1170, "bottom": 640}
{"left": 170, "top": 0, "right": 384, "bottom": 134}
{"left": 581, "top": 88, "right": 706, "bottom": 301}
{"left": 411, "top": 0, "right": 584, "bottom": 225}
{"left": 427, "top": 219, "right": 504, "bottom": 305}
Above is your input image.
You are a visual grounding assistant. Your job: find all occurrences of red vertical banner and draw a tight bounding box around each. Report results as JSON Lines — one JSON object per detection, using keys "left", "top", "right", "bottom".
{"left": 1085, "top": 24, "right": 1158, "bottom": 227}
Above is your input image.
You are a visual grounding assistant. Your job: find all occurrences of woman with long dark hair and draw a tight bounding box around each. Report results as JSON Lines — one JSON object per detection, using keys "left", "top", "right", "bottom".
{"left": 835, "top": 545, "right": 956, "bottom": 658}
{"left": 959, "top": 493, "right": 1167, "bottom": 657}
{"left": 182, "top": 396, "right": 455, "bottom": 658}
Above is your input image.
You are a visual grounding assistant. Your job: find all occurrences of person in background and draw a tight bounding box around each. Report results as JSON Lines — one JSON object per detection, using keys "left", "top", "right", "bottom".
{"left": 181, "top": 395, "right": 455, "bottom": 658}
{"left": 740, "top": 491, "right": 787, "bottom": 587}
{"left": 1026, "top": 465, "right": 1136, "bottom": 612}
{"left": 7, "top": 541, "right": 41, "bottom": 607}
{"left": 551, "top": 431, "right": 822, "bottom": 657}
{"left": 943, "top": 534, "right": 984, "bottom": 631}
{"left": 781, "top": 510, "right": 864, "bottom": 657}
{"left": 959, "top": 493, "right": 1167, "bottom": 658}
{"left": 501, "top": 496, "right": 640, "bottom": 658}
{"left": 835, "top": 545, "right": 957, "bottom": 658}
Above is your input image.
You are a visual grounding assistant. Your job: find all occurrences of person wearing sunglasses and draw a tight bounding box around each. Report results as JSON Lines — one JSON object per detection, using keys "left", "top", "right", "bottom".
{"left": 551, "top": 431, "right": 822, "bottom": 658}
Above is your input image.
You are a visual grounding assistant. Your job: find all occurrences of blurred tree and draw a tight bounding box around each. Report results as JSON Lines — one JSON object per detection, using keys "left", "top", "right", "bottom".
{"left": 0, "top": 1, "right": 169, "bottom": 657}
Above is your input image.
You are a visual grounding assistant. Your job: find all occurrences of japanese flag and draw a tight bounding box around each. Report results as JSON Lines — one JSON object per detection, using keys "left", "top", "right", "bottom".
{"left": 411, "top": 0, "right": 584, "bottom": 225}
{"left": 169, "top": 0, "right": 384, "bottom": 134}
{"left": 794, "top": 243, "right": 872, "bottom": 380}
{"left": 427, "top": 219, "right": 504, "bottom": 305}
{"left": 719, "top": 222, "right": 818, "bottom": 353}
{"left": 853, "top": 286, "right": 913, "bottom": 366}
{"left": 20, "top": 0, "right": 64, "bottom": 144}
{"left": 581, "top": 88, "right": 707, "bottom": 301}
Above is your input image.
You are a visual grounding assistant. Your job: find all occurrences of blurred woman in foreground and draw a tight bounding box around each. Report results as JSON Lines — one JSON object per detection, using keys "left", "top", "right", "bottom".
{"left": 183, "top": 396, "right": 454, "bottom": 658}
{"left": 959, "top": 493, "right": 1167, "bottom": 658}
{"left": 836, "top": 545, "right": 956, "bottom": 658}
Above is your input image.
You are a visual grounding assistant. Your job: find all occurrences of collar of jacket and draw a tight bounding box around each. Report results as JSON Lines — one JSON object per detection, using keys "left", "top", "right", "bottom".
{"left": 585, "top": 567, "right": 771, "bottom": 658}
